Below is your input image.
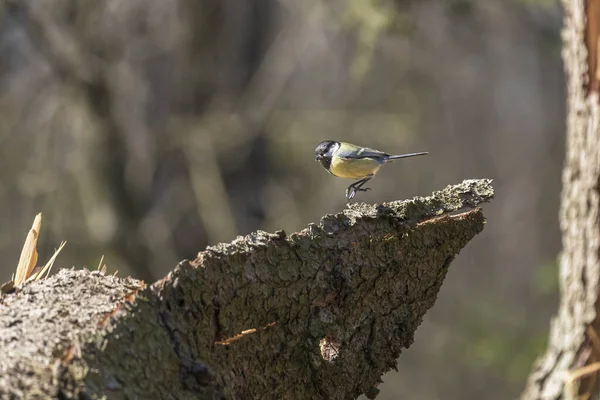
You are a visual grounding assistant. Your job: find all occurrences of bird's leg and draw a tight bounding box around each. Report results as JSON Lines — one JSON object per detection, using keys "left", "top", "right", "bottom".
{"left": 345, "top": 181, "right": 361, "bottom": 199}
{"left": 354, "top": 176, "right": 372, "bottom": 192}
{"left": 345, "top": 177, "right": 372, "bottom": 200}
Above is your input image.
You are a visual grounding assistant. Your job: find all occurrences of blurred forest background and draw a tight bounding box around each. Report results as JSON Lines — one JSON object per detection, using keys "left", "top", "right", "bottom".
{"left": 0, "top": 0, "right": 564, "bottom": 399}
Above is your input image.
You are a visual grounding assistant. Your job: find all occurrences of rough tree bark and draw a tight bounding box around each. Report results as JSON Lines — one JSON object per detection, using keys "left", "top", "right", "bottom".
{"left": 522, "top": 0, "right": 600, "bottom": 399}
{"left": 0, "top": 180, "right": 492, "bottom": 400}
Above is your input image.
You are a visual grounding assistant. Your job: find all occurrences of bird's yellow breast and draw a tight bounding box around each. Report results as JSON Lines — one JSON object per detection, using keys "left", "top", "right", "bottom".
{"left": 329, "top": 157, "right": 380, "bottom": 179}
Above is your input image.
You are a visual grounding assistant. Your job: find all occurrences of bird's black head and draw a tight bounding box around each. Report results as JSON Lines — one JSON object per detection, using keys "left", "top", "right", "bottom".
{"left": 315, "top": 140, "right": 338, "bottom": 170}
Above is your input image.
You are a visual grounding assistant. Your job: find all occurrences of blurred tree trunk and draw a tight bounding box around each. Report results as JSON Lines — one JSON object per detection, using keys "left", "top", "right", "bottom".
{"left": 523, "top": 0, "right": 600, "bottom": 398}
{"left": 1, "top": 0, "right": 280, "bottom": 281}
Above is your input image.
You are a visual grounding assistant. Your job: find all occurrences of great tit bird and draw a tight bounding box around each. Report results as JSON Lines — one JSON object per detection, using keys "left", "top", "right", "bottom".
{"left": 315, "top": 140, "right": 428, "bottom": 199}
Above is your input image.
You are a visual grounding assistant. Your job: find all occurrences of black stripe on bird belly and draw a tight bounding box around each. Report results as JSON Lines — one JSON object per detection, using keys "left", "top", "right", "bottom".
{"left": 329, "top": 157, "right": 380, "bottom": 179}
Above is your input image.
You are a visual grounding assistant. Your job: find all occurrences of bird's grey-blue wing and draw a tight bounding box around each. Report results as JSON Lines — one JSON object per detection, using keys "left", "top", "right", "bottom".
{"left": 336, "top": 146, "right": 389, "bottom": 160}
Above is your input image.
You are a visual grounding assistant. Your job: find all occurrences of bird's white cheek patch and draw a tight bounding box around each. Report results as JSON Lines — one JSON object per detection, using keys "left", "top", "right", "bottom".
{"left": 331, "top": 142, "right": 341, "bottom": 154}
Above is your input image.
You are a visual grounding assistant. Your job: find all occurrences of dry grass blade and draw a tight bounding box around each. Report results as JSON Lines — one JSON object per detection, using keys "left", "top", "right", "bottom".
{"left": 563, "top": 362, "right": 600, "bottom": 400}
{"left": 214, "top": 322, "right": 277, "bottom": 345}
{"left": 96, "top": 255, "right": 104, "bottom": 270}
{"left": 97, "top": 255, "right": 106, "bottom": 274}
{"left": 14, "top": 213, "right": 42, "bottom": 286}
{"left": 28, "top": 241, "right": 67, "bottom": 281}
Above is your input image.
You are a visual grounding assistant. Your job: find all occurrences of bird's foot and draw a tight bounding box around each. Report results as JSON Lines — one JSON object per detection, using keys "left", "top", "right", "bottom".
{"left": 345, "top": 187, "right": 355, "bottom": 199}
{"left": 345, "top": 187, "right": 370, "bottom": 200}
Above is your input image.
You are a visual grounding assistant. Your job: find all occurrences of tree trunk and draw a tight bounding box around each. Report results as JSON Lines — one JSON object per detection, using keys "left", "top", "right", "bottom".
{"left": 523, "top": 0, "right": 600, "bottom": 398}
{"left": 0, "top": 180, "right": 492, "bottom": 400}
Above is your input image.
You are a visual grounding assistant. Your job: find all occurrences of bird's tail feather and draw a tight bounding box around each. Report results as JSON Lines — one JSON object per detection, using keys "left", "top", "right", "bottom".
{"left": 385, "top": 152, "right": 428, "bottom": 161}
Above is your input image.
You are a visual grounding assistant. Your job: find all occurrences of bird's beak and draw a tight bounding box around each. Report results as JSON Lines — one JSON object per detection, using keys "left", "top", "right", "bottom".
{"left": 315, "top": 155, "right": 322, "bottom": 161}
